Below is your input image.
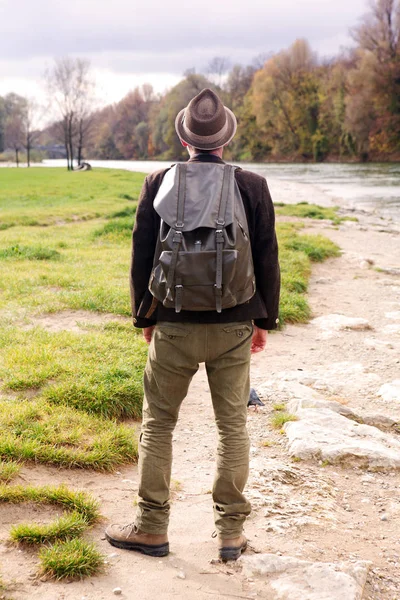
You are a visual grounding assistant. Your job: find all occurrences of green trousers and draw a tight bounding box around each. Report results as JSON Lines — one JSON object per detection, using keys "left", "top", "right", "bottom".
{"left": 134, "top": 321, "right": 253, "bottom": 539}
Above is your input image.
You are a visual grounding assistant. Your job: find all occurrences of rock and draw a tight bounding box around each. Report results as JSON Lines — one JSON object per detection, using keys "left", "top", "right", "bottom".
{"left": 240, "top": 554, "right": 370, "bottom": 600}
{"left": 287, "top": 391, "right": 398, "bottom": 432}
{"left": 378, "top": 380, "right": 400, "bottom": 402}
{"left": 311, "top": 314, "right": 371, "bottom": 338}
{"left": 382, "top": 323, "right": 400, "bottom": 335}
{"left": 176, "top": 571, "right": 186, "bottom": 579}
{"left": 113, "top": 588, "right": 122, "bottom": 596}
{"left": 284, "top": 407, "right": 400, "bottom": 470}
{"left": 385, "top": 311, "right": 400, "bottom": 320}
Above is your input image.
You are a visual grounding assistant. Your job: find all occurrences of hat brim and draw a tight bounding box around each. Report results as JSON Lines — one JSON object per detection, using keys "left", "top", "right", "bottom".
{"left": 175, "top": 106, "right": 237, "bottom": 150}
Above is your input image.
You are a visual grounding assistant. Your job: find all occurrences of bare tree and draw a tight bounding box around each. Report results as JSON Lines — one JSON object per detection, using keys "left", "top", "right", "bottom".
{"left": 45, "top": 57, "right": 95, "bottom": 170}
{"left": 5, "top": 113, "right": 24, "bottom": 166}
{"left": 352, "top": 0, "right": 400, "bottom": 62}
{"left": 4, "top": 94, "right": 26, "bottom": 166}
{"left": 21, "top": 98, "right": 42, "bottom": 167}
{"left": 207, "top": 56, "right": 231, "bottom": 87}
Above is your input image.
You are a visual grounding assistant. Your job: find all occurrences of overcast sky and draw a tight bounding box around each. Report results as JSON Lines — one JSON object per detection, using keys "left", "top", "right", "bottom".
{"left": 0, "top": 0, "right": 368, "bottom": 105}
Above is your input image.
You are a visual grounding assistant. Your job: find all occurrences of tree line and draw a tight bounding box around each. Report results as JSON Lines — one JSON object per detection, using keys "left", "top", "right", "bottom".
{"left": 1, "top": 0, "right": 399, "bottom": 167}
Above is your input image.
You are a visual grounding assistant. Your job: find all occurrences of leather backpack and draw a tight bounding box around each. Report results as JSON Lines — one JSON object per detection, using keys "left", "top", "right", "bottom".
{"left": 149, "top": 162, "right": 255, "bottom": 313}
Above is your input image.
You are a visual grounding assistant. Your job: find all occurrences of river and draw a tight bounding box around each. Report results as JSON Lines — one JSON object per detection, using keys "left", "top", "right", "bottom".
{"left": 39, "top": 159, "right": 400, "bottom": 221}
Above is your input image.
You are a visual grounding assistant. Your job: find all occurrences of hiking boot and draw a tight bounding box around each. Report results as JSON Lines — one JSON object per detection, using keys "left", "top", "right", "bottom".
{"left": 105, "top": 523, "right": 169, "bottom": 557}
{"left": 218, "top": 534, "right": 247, "bottom": 562}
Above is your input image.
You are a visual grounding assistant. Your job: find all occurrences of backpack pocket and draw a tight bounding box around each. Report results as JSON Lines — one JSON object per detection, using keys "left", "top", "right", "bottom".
{"left": 150, "top": 250, "right": 238, "bottom": 311}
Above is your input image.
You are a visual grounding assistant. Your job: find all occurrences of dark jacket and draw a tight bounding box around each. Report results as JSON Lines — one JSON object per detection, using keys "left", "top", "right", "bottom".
{"left": 130, "top": 154, "right": 280, "bottom": 331}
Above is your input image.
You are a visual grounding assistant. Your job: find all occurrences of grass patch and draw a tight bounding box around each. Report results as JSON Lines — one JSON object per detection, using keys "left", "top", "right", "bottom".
{"left": 10, "top": 512, "right": 88, "bottom": 545}
{"left": 93, "top": 218, "right": 133, "bottom": 241}
{"left": 0, "top": 484, "right": 101, "bottom": 523}
{"left": 0, "top": 245, "right": 61, "bottom": 261}
{"left": 0, "top": 483, "right": 104, "bottom": 580}
{"left": 0, "top": 460, "right": 20, "bottom": 483}
{"left": 277, "top": 222, "right": 340, "bottom": 324}
{"left": 271, "top": 411, "right": 299, "bottom": 429}
{"left": 108, "top": 206, "right": 137, "bottom": 219}
{"left": 284, "top": 234, "right": 341, "bottom": 262}
{"left": 274, "top": 202, "right": 357, "bottom": 225}
{"left": 0, "top": 326, "right": 146, "bottom": 419}
{"left": 273, "top": 403, "right": 286, "bottom": 411}
{"left": 0, "top": 398, "right": 137, "bottom": 470}
{"left": 39, "top": 538, "right": 104, "bottom": 580}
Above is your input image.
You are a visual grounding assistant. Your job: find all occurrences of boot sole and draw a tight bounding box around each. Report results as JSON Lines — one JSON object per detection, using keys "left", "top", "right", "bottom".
{"left": 105, "top": 535, "right": 169, "bottom": 557}
{"left": 219, "top": 540, "right": 247, "bottom": 562}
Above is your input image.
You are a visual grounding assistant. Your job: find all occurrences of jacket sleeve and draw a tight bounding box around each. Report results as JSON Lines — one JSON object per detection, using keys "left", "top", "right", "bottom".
{"left": 253, "top": 178, "right": 281, "bottom": 331}
{"left": 130, "top": 176, "right": 158, "bottom": 328}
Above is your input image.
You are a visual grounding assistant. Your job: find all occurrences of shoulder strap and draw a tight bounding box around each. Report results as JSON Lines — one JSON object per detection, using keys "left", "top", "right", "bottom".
{"left": 175, "top": 163, "right": 187, "bottom": 228}
{"left": 216, "top": 164, "right": 234, "bottom": 226}
{"left": 165, "top": 163, "right": 187, "bottom": 306}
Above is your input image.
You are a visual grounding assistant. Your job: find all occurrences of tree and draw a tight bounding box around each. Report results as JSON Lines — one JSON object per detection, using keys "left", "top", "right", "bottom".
{"left": 207, "top": 56, "right": 231, "bottom": 87}
{"left": 5, "top": 113, "right": 24, "bottom": 165}
{"left": 3, "top": 93, "right": 27, "bottom": 165}
{"left": 350, "top": 0, "right": 400, "bottom": 155}
{"left": 45, "top": 57, "right": 95, "bottom": 170}
{"left": 250, "top": 39, "right": 320, "bottom": 158}
{"left": 21, "top": 98, "right": 42, "bottom": 167}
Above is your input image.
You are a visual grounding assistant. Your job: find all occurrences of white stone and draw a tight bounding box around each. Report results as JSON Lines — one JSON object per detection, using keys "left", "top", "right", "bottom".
{"left": 176, "top": 571, "right": 186, "bottom": 579}
{"left": 378, "top": 380, "right": 400, "bottom": 402}
{"left": 311, "top": 314, "right": 371, "bottom": 338}
{"left": 240, "top": 554, "right": 370, "bottom": 600}
{"left": 113, "top": 588, "right": 122, "bottom": 596}
{"left": 385, "top": 311, "right": 400, "bottom": 320}
{"left": 285, "top": 408, "right": 400, "bottom": 470}
{"left": 382, "top": 323, "right": 400, "bottom": 335}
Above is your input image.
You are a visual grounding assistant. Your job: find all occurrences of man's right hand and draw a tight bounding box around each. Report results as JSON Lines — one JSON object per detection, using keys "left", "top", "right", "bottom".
{"left": 251, "top": 325, "right": 268, "bottom": 354}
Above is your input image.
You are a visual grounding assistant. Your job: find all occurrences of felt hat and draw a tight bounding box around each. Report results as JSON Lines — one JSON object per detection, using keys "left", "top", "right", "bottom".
{"left": 175, "top": 88, "right": 237, "bottom": 150}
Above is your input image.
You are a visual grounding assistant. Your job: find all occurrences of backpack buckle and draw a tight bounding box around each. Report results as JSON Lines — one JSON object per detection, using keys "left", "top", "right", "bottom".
{"left": 173, "top": 230, "right": 183, "bottom": 244}
{"left": 215, "top": 229, "right": 224, "bottom": 244}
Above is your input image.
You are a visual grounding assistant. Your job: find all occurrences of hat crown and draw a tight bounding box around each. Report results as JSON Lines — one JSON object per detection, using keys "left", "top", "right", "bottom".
{"left": 185, "top": 89, "right": 226, "bottom": 137}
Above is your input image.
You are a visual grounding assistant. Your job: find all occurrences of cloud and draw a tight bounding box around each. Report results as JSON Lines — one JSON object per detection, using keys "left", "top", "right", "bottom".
{"left": 0, "top": 0, "right": 367, "bottom": 97}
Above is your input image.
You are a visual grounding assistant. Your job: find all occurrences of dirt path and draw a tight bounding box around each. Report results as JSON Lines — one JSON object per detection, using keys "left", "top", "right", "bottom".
{"left": 1, "top": 210, "right": 399, "bottom": 599}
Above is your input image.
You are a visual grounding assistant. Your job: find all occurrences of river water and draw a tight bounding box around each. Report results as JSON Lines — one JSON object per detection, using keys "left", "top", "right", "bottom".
{"left": 41, "top": 159, "right": 400, "bottom": 221}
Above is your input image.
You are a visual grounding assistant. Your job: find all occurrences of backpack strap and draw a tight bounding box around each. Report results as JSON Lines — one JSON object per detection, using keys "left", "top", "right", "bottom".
{"left": 215, "top": 165, "right": 233, "bottom": 313}
{"left": 165, "top": 163, "right": 187, "bottom": 306}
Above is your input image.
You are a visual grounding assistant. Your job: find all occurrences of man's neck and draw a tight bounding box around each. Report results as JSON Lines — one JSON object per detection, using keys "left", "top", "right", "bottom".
{"left": 187, "top": 147, "right": 224, "bottom": 159}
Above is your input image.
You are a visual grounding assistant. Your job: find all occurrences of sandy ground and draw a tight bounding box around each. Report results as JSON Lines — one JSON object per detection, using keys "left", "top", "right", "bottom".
{"left": 0, "top": 208, "right": 399, "bottom": 600}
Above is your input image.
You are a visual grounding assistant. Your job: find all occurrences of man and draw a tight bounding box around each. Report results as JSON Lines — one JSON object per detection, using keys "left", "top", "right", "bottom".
{"left": 105, "top": 88, "right": 280, "bottom": 561}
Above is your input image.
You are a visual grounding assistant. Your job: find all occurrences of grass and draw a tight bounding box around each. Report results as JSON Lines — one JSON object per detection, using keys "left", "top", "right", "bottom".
{"left": 0, "top": 168, "right": 144, "bottom": 228}
{"left": 0, "top": 325, "right": 147, "bottom": 419}
{"left": 0, "top": 484, "right": 104, "bottom": 580}
{"left": 0, "top": 484, "right": 101, "bottom": 523}
{"left": 0, "top": 244, "right": 61, "bottom": 260}
{"left": 271, "top": 411, "right": 299, "bottom": 429}
{"left": 277, "top": 222, "right": 340, "bottom": 324}
{"left": 0, "top": 398, "right": 137, "bottom": 470}
{"left": 10, "top": 512, "right": 88, "bottom": 545}
{"left": 39, "top": 538, "right": 104, "bottom": 580}
{"left": 274, "top": 202, "right": 358, "bottom": 225}
{"left": 0, "top": 461, "right": 20, "bottom": 483}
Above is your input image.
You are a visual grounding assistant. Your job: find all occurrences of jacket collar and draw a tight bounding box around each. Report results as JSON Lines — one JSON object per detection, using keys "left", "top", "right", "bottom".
{"left": 188, "top": 153, "right": 225, "bottom": 165}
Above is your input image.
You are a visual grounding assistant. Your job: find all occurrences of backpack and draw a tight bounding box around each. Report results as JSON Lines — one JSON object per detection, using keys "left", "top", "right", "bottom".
{"left": 148, "top": 162, "right": 256, "bottom": 313}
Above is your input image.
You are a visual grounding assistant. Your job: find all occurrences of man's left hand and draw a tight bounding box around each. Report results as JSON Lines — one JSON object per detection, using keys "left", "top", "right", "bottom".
{"left": 143, "top": 326, "right": 155, "bottom": 344}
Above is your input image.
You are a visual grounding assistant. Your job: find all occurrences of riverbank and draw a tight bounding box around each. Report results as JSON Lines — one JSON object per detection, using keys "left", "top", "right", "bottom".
{"left": 0, "top": 182, "right": 399, "bottom": 598}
